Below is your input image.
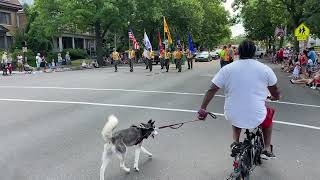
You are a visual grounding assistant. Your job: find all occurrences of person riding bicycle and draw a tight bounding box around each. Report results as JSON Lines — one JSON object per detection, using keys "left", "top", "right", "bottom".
{"left": 197, "top": 40, "right": 280, "bottom": 159}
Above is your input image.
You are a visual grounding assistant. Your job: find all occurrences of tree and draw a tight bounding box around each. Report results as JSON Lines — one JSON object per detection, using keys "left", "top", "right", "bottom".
{"left": 65, "top": 0, "right": 135, "bottom": 65}
{"left": 234, "top": 0, "right": 320, "bottom": 51}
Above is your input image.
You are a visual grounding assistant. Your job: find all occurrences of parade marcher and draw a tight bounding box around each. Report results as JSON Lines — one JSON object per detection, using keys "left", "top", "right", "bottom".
{"left": 164, "top": 49, "right": 171, "bottom": 72}
{"left": 143, "top": 49, "right": 149, "bottom": 70}
{"left": 128, "top": 48, "right": 135, "bottom": 72}
{"left": 160, "top": 50, "right": 165, "bottom": 70}
{"left": 187, "top": 49, "right": 193, "bottom": 69}
{"left": 228, "top": 44, "right": 234, "bottom": 63}
{"left": 146, "top": 48, "right": 153, "bottom": 72}
{"left": 111, "top": 48, "right": 120, "bottom": 72}
{"left": 174, "top": 48, "right": 183, "bottom": 72}
{"left": 1, "top": 52, "right": 8, "bottom": 75}
{"left": 219, "top": 46, "right": 228, "bottom": 68}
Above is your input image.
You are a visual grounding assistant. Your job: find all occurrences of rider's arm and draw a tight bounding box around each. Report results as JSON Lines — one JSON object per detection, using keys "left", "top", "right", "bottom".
{"left": 200, "top": 83, "right": 220, "bottom": 110}
{"left": 268, "top": 84, "right": 280, "bottom": 101}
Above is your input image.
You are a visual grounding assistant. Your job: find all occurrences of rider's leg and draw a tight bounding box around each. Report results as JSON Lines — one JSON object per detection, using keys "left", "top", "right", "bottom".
{"left": 262, "top": 125, "right": 272, "bottom": 151}
{"left": 232, "top": 126, "right": 242, "bottom": 143}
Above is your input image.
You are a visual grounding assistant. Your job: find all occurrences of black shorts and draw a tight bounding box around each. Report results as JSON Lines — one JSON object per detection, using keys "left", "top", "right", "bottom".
{"left": 40, "top": 62, "right": 46, "bottom": 67}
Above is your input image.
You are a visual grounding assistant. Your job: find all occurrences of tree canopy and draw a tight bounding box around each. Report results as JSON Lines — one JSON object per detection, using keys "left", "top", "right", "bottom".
{"left": 233, "top": 0, "right": 320, "bottom": 50}
{"left": 21, "top": 0, "right": 231, "bottom": 64}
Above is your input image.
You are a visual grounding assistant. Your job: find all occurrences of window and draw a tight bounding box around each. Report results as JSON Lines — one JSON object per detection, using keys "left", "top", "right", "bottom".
{"left": 0, "top": 35, "right": 5, "bottom": 49}
{"left": 0, "top": 12, "right": 12, "bottom": 25}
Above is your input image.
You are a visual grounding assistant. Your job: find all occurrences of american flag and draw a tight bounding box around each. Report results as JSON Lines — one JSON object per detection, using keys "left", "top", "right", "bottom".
{"left": 128, "top": 29, "right": 140, "bottom": 50}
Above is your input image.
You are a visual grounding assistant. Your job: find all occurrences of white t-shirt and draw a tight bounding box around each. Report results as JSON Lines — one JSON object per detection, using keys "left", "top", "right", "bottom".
{"left": 36, "top": 56, "right": 42, "bottom": 64}
{"left": 212, "top": 59, "right": 277, "bottom": 129}
{"left": 284, "top": 50, "right": 289, "bottom": 58}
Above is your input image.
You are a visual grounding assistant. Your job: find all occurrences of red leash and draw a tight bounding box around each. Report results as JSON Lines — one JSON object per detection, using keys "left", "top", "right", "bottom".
{"left": 158, "top": 112, "right": 217, "bottom": 130}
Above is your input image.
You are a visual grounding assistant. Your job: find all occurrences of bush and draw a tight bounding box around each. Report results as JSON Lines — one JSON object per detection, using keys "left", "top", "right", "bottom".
{"left": 47, "top": 52, "right": 58, "bottom": 63}
{"left": 11, "top": 49, "right": 36, "bottom": 67}
{"left": 62, "top": 48, "right": 87, "bottom": 60}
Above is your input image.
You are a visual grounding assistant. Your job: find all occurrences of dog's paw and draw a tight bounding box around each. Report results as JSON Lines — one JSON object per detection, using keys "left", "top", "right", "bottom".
{"left": 134, "top": 167, "right": 140, "bottom": 172}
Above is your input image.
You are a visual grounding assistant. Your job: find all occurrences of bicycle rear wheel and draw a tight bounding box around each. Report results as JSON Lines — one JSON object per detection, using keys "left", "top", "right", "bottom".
{"left": 236, "top": 174, "right": 250, "bottom": 180}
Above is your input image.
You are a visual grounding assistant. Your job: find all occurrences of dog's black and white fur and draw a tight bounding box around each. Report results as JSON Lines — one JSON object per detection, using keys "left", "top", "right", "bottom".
{"left": 100, "top": 115, "right": 158, "bottom": 180}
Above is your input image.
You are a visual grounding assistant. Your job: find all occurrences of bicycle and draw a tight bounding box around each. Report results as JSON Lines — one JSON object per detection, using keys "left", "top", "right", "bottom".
{"left": 227, "top": 127, "right": 265, "bottom": 180}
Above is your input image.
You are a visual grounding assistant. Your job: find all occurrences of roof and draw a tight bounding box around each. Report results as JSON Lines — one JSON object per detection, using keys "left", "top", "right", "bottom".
{"left": 0, "top": 25, "right": 9, "bottom": 33}
{"left": 0, "top": 0, "right": 22, "bottom": 10}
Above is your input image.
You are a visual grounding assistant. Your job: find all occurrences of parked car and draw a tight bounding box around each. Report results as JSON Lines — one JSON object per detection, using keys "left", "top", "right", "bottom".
{"left": 255, "top": 46, "right": 266, "bottom": 58}
{"left": 210, "top": 49, "right": 221, "bottom": 59}
{"left": 195, "top": 51, "right": 212, "bottom": 62}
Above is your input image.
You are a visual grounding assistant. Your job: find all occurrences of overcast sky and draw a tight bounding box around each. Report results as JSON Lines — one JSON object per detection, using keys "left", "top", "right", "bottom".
{"left": 224, "top": 0, "right": 245, "bottom": 37}
{"left": 21, "top": 0, "right": 244, "bottom": 37}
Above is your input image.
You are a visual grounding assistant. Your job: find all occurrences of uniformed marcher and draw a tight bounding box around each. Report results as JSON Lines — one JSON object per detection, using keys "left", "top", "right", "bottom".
{"left": 173, "top": 48, "right": 183, "bottom": 72}
{"left": 147, "top": 48, "right": 153, "bottom": 72}
{"left": 160, "top": 50, "right": 165, "bottom": 70}
{"left": 164, "top": 49, "right": 171, "bottom": 72}
{"left": 187, "top": 49, "right": 193, "bottom": 69}
{"left": 111, "top": 48, "right": 120, "bottom": 72}
{"left": 128, "top": 48, "right": 135, "bottom": 72}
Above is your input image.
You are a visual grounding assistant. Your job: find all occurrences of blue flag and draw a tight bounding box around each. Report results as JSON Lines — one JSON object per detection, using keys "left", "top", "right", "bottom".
{"left": 176, "top": 35, "right": 182, "bottom": 51}
{"left": 188, "top": 32, "right": 195, "bottom": 54}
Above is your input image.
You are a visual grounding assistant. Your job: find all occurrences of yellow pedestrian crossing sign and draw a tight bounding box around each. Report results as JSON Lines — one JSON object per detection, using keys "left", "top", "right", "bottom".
{"left": 294, "top": 23, "right": 310, "bottom": 41}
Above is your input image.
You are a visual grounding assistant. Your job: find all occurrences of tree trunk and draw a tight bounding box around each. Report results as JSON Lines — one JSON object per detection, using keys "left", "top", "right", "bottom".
{"left": 95, "top": 20, "right": 103, "bottom": 65}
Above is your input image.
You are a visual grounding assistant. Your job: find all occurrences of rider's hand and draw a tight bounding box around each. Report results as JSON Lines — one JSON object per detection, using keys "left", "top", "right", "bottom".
{"left": 197, "top": 108, "right": 208, "bottom": 120}
{"left": 267, "top": 96, "right": 278, "bottom": 101}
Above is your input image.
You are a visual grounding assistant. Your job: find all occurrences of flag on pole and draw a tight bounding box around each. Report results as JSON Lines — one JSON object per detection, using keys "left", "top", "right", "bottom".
{"left": 164, "top": 17, "right": 172, "bottom": 45}
{"left": 158, "top": 31, "right": 163, "bottom": 53}
{"left": 128, "top": 29, "right": 140, "bottom": 50}
{"left": 188, "top": 32, "right": 195, "bottom": 54}
{"left": 176, "top": 35, "right": 182, "bottom": 50}
{"left": 143, "top": 31, "right": 152, "bottom": 50}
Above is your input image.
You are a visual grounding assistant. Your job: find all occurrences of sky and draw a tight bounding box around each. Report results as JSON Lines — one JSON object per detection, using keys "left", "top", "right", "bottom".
{"left": 21, "top": 0, "right": 245, "bottom": 37}
{"left": 223, "top": 0, "right": 245, "bottom": 37}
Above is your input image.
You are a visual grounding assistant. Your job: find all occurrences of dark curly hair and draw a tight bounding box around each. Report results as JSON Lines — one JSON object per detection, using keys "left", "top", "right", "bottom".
{"left": 238, "top": 40, "right": 256, "bottom": 59}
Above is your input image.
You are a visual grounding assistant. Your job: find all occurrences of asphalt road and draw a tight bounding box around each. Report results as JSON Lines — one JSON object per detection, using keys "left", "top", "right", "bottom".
{"left": 0, "top": 60, "right": 319, "bottom": 180}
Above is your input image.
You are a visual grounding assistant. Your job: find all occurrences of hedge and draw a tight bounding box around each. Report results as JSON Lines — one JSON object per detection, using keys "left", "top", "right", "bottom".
{"left": 62, "top": 48, "right": 88, "bottom": 60}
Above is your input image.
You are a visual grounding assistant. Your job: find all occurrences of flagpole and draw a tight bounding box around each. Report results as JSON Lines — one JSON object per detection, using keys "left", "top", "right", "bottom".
{"left": 128, "top": 22, "right": 131, "bottom": 50}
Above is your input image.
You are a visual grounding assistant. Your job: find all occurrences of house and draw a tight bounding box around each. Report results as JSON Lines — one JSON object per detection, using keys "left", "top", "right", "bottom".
{"left": 0, "top": 0, "right": 25, "bottom": 50}
{"left": 53, "top": 32, "right": 96, "bottom": 53}
{"left": 1, "top": 0, "right": 96, "bottom": 54}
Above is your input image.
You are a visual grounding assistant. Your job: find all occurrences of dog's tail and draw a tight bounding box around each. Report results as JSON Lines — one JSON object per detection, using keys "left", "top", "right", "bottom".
{"left": 101, "top": 115, "right": 119, "bottom": 141}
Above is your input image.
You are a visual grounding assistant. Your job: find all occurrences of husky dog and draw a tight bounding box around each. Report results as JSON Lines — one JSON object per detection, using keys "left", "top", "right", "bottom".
{"left": 100, "top": 115, "right": 158, "bottom": 180}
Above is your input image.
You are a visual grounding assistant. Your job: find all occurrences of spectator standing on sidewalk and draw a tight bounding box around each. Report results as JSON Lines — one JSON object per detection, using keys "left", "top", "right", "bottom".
{"left": 57, "top": 53, "right": 63, "bottom": 66}
{"left": 7, "top": 54, "right": 13, "bottom": 75}
{"left": 36, "top": 53, "right": 42, "bottom": 69}
{"left": 1, "top": 52, "right": 8, "bottom": 75}
{"left": 17, "top": 54, "right": 24, "bottom": 72}
{"left": 65, "top": 52, "right": 71, "bottom": 65}
{"left": 299, "top": 50, "right": 308, "bottom": 77}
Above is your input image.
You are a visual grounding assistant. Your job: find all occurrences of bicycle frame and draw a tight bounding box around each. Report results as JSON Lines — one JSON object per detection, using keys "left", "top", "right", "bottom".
{"left": 228, "top": 127, "right": 265, "bottom": 180}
